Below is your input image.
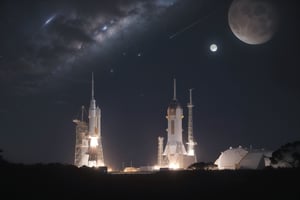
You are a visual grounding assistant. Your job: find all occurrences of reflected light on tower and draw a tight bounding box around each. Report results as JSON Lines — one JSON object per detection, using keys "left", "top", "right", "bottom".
{"left": 187, "top": 149, "right": 195, "bottom": 156}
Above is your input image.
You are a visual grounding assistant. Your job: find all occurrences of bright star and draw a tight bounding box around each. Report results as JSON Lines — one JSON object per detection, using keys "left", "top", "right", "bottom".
{"left": 102, "top": 25, "right": 108, "bottom": 31}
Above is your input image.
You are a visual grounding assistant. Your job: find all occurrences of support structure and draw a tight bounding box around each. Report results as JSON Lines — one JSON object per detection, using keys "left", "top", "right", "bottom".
{"left": 73, "top": 73, "right": 105, "bottom": 168}
{"left": 187, "top": 89, "right": 197, "bottom": 162}
{"left": 158, "top": 137, "right": 164, "bottom": 167}
{"left": 73, "top": 106, "right": 89, "bottom": 167}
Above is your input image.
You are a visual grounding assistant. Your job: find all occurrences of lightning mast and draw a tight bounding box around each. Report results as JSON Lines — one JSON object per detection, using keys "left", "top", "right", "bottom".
{"left": 187, "top": 89, "right": 197, "bottom": 161}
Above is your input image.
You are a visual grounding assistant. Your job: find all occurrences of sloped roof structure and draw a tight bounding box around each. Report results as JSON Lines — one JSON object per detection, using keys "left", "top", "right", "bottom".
{"left": 215, "top": 146, "right": 272, "bottom": 170}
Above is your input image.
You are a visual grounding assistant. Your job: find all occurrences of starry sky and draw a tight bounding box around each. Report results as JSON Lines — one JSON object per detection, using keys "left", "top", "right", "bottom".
{"left": 0, "top": 0, "right": 299, "bottom": 170}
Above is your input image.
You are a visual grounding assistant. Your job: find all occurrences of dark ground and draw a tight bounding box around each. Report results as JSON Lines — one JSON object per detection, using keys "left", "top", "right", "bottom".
{"left": 0, "top": 163, "right": 299, "bottom": 199}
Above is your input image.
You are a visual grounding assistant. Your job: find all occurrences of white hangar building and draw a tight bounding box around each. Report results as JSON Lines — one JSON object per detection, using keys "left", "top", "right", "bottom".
{"left": 215, "top": 146, "right": 272, "bottom": 170}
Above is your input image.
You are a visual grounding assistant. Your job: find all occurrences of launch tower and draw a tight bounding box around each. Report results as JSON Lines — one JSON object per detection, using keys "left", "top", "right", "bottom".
{"left": 73, "top": 73, "right": 105, "bottom": 167}
{"left": 73, "top": 106, "right": 89, "bottom": 167}
{"left": 187, "top": 89, "right": 197, "bottom": 162}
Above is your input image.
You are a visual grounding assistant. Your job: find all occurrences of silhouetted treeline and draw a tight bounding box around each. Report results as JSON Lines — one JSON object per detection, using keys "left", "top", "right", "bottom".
{"left": 1, "top": 162, "right": 299, "bottom": 198}
{"left": 187, "top": 161, "right": 217, "bottom": 170}
{"left": 271, "top": 140, "right": 300, "bottom": 168}
{"left": 0, "top": 149, "right": 7, "bottom": 165}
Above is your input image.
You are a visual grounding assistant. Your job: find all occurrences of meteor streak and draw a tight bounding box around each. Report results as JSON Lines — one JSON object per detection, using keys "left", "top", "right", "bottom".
{"left": 169, "top": 18, "right": 203, "bottom": 39}
{"left": 169, "top": 10, "right": 217, "bottom": 39}
{"left": 44, "top": 15, "right": 56, "bottom": 26}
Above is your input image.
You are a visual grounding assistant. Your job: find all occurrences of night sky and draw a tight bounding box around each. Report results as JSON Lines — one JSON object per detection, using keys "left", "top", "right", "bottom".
{"left": 0, "top": 0, "right": 299, "bottom": 170}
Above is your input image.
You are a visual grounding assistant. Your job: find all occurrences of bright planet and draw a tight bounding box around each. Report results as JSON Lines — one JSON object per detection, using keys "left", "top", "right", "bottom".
{"left": 210, "top": 44, "right": 218, "bottom": 52}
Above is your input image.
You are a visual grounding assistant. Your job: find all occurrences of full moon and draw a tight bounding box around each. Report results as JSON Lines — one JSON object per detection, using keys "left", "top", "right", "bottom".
{"left": 228, "top": 0, "right": 278, "bottom": 45}
{"left": 210, "top": 44, "right": 218, "bottom": 52}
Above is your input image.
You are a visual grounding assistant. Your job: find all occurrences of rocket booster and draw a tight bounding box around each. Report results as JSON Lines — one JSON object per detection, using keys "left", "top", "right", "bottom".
{"left": 88, "top": 73, "right": 101, "bottom": 138}
{"left": 163, "top": 79, "right": 187, "bottom": 156}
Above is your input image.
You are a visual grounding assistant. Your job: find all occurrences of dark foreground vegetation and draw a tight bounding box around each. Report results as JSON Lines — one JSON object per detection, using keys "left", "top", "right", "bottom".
{"left": 0, "top": 162, "right": 299, "bottom": 199}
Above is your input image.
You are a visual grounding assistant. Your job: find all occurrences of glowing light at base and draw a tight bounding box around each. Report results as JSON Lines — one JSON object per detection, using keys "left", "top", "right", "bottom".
{"left": 89, "top": 136, "right": 99, "bottom": 147}
{"left": 107, "top": 167, "right": 113, "bottom": 172}
{"left": 88, "top": 161, "right": 97, "bottom": 167}
{"left": 153, "top": 165, "right": 160, "bottom": 170}
{"left": 124, "top": 167, "right": 139, "bottom": 173}
{"left": 169, "top": 162, "right": 180, "bottom": 170}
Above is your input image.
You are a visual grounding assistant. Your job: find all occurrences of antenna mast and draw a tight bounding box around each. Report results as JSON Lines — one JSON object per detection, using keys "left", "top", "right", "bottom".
{"left": 91, "top": 72, "right": 94, "bottom": 99}
{"left": 173, "top": 78, "right": 176, "bottom": 100}
{"left": 81, "top": 105, "right": 85, "bottom": 121}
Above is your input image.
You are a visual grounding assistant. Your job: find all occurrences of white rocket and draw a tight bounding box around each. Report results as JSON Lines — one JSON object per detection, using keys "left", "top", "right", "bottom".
{"left": 88, "top": 73, "right": 104, "bottom": 167}
{"left": 88, "top": 73, "right": 100, "bottom": 138}
{"left": 163, "top": 79, "right": 187, "bottom": 168}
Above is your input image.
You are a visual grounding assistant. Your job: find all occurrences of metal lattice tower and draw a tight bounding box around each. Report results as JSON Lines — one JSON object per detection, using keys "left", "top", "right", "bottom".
{"left": 158, "top": 137, "right": 164, "bottom": 167}
{"left": 96, "top": 106, "right": 104, "bottom": 166}
{"left": 73, "top": 105, "right": 89, "bottom": 167}
{"left": 187, "top": 89, "right": 197, "bottom": 162}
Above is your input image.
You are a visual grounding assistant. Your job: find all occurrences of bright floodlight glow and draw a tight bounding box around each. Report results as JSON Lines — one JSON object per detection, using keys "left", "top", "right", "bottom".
{"left": 107, "top": 167, "right": 113, "bottom": 172}
{"left": 153, "top": 165, "right": 160, "bottom": 170}
{"left": 124, "top": 167, "right": 138, "bottom": 173}
{"left": 169, "top": 162, "right": 180, "bottom": 170}
{"left": 90, "top": 136, "right": 98, "bottom": 147}
{"left": 210, "top": 44, "right": 218, "bottom": 52}
{"left": 88, "top": 161, "right": 97, "bottom": 167}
